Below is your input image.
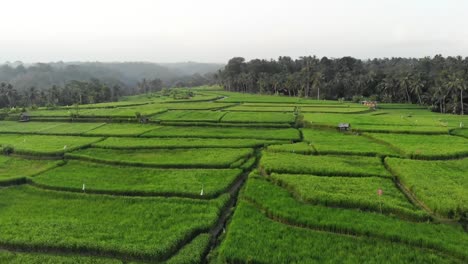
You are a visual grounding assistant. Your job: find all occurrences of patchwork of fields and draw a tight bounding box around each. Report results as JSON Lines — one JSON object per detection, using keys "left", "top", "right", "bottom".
{"left": 0, "top": 88, "right": 466, "bottom": 263}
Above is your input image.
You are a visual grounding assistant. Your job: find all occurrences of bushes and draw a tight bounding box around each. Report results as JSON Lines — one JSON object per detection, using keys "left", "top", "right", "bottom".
{"left": 2, "top": 145, "right": 14, "bottom": 155}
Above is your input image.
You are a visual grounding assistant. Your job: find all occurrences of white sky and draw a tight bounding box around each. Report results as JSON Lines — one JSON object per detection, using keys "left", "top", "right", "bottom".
{"left": 1, "top": 0, "right": 468, "bottom": 63}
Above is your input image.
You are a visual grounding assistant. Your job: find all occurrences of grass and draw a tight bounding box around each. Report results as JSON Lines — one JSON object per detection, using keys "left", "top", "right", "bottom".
{"left": 157, "top": 102, "right": 235, "bottom": 110}
{"left": 221, "top": 112, "right": 295, "bottom": 123}
{"left": 0, "top": 249, "right": 122, "bottom": 264}
{"left": 267, "top": 142, "right": 316, "bottom": 155}
{"left": 66, "top": 147, "right": 254, "bottom": 168}
{"left": 365, "top": 133, "right": 468, "bottom": 159}
{"left": 261, "top": 152, "right": 391, "bottom": 177}
{"left": 270, "top": 173, "right": 426, "bottom": 220}
{"left": 304, "top": 108, "right": 468, "bottom": 132}
{"left": 0, "top": 156, "right": 62, "bottom": 184}
{"left": 33, "top": 160, "right": 242, "bottom": 197}
{"left": 0, "top": 121, "right": 104, "bottom": 135}
{"left": 141, "top": 126, "right": 300, "bottom": 140}
{"left": 385, "top": 157, "right": 468, "bottom": 219}
{"left": 0, "top": 134, "right": 102, "bottom": 155}
{"left": 225, "top": 105, "right": 295, "bottom": 112}
{"left": 451, "top": 128, "right": 468, "bottom": 138}
{"left": 151, "top": 110, "right": 225, "bottom": 122}
{"left": 84, "top": 123, "right": 159, "bottom": 136}
{"left": 0, "top": 185, "right": 228, "bottom": 261}
{"left": 214, "top": 201, "right": 459, "bottom": 264}
{"left": 93, "top": 137, "right": 286, "bottom": 149}
{"left": 166, "top": 233, "right": 211, "bottom": 264}
{"left": 301, "top": 129, "right": 399, "bottom": 156}
{"left": 241, "top": 176, "right": 468, "bottom": 260}
{"left": 215, "top": 91, "right": 343, "bottom": 104}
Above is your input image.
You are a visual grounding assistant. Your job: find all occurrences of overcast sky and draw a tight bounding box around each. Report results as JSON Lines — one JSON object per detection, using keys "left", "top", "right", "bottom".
{"left": 2, "top": 0, "right": 468, "bottom": 63}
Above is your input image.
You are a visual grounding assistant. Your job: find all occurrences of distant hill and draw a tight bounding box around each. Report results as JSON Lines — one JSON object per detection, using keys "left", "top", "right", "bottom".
{"left": 0, "top": 61, "right": 224, "bottom": 92}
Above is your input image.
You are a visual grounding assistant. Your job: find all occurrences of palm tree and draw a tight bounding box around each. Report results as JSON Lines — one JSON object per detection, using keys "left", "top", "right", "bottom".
{"left": 399, "top": 73, "right": 412, "bottom": 103}
{"left": 312, "top": 72, "right": 323, "bottom": 100}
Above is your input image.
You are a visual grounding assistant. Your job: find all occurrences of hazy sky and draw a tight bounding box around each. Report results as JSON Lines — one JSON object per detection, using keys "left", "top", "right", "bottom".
{"left": 2, "top": 0, "right": 468, "bottom": 63}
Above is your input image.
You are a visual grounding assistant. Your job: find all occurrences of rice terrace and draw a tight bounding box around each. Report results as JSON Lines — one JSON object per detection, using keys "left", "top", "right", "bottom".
{"left": 0, "top": 86, "right": 466, "bottom": 263}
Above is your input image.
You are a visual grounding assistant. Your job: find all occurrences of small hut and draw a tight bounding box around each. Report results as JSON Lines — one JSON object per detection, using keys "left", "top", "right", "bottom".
{"left": 139, "top": 116, "right": 150, "bottom": 124}
{"left": 361, "top": 100, "right": 378, "bottom": 110}
{"left": 19, "top": 112, "right": 30, "bottom": 122}
{"left": 337, "top": 123, "right": 351, "bottom": 132}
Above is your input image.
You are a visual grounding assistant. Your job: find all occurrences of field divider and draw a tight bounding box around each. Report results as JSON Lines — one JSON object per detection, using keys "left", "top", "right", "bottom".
{"left": 0, "top": 177, "right": 28, "bottom": 187}
{"left": 0, "top": 226, "right": 211, "bottom": 263}
{"left": 382, "top": 158, "right": 460, "bottom": 225}
{"left": 157, "top": 121, "right": 291, "bottom": 128}
{"left": 0, "top": 159, "right": 66, "bottom": 188}
{"left": 26, "top": 169, "right": 245, "bottom": 200}
{"left": 64, "top": 153, "right": 237, "bottom": 169}
{"left": 206, "top": 148, "right": 262, "bottom": 261}
{"left": 265, "top": 175, "right": 429, "bottom": 222}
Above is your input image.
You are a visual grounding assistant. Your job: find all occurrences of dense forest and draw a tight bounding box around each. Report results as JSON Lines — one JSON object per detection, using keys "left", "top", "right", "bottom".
{"left": 216, "top": 56, "right": 468, "bottom": 114}
{"left": 0, "top": 62, "right": 219, "bottom": 108}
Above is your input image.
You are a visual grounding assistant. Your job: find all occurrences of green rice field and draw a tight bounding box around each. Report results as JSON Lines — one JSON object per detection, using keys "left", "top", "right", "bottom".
{"left": 0, "top": 87, "right": 466, "bottom": 263}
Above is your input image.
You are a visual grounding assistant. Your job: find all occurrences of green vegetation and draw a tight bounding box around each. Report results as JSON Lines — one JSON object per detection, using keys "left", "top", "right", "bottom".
{"left": 451, "top": 128, "right": 468, "bottom": 138}
{"left": 0, "top": 88, "right": 466, "bottom": 262}
{"left": 366, "top": 133, "right": 468, "bottom": 159}
{"left": 0, "top": 186, "right": 228, "bottom": 261}
{"left": 271, "top": 173, "right": 426, "bottom": 220}
{"left": 151, "top": 110, "right": 225, "bottom": 122}
{"left": 302, "top": 129, "right": 399, "bottom": 156}
{"left": 84, "top": 123, "right": 159, "bottom": 136}
{"left": 142, "top": 126, "right": 300, "bottom": 140}
{"left": 0, "top": 121, "right": 104, "bottom": 135}
{"left": 221, "top": 111, "right": 295, "bottom": 123}
{"left": 240, "top": 176, "right": 468, "bottom": 259}
{"left": 34, "top": 160, "right": 242, "bottom": 197}
{"left": 215, "top": 202, "right": 459, "bottom": 264}
{"left": 93, "top": 137, "right": 286, "bottom": 149}
{"left": 385, "top": 158, "right": 468, "bottom": 219}
{"left": 0, "top": 156, "right": 62, "bottom": 184}
{"left": 166, "top": 234, "right": 211, "bottom": 264}
{"left": 261, "top": 152, "right": 391, "bottom": 177}
{"left": 0, "top": 250, "right": 122, "bottom": 264}
{"left": 66, "top": 147, "right": 254, "bottom": 168}
{"left": 267, "top": 142, "right": 316, "bottom": 154}
{"left": 0, "top": 134, "right": 102, "bottom": 155}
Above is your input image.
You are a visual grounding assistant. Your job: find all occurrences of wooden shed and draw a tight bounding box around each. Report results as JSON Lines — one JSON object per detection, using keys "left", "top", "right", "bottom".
{"left": 337, "top": 123, "right": 351, "bottom": 131}
{"left": 19, "top": 112, "right": 30, "bottom": 122}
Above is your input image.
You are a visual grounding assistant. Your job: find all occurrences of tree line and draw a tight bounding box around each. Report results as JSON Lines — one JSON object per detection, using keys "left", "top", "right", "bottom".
{"left": 0, "top": 79, "right": 125, "bottom": 109}
{"left": 216, "top": 55, "right": 468, "bottom": 114}
{"left": 0, "top": 61, "right": 218, "bottom": 109}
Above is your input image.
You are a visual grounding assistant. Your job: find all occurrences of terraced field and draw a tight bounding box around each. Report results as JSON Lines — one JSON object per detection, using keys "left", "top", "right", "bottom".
{"left": 0, "top": 88, "right": 466, "bottom": 263}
